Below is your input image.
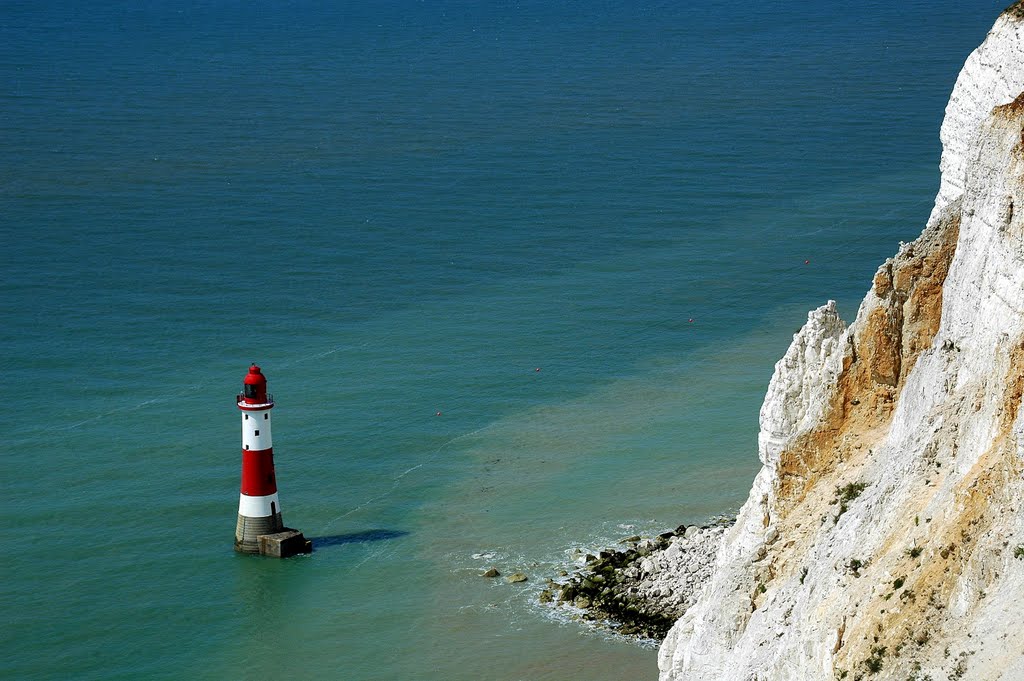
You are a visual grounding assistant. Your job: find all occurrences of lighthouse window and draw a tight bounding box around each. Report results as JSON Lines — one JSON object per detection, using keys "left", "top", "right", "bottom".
{"left": 244, "top": 384, "right": 258, "bottom": 399}
{"left": 244, "top": 414, "right": 248, "bottom": 420}
{"left": 255, "top": 430, "right": 260, "bottom": 436}
{"left": 264, "top": 414, "right": 268, "bottom": 420}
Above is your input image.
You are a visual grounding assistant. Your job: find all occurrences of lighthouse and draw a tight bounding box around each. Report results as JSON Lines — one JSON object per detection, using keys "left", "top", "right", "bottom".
{"left": 234, "top": 364, "right": 311, "bottom": 557}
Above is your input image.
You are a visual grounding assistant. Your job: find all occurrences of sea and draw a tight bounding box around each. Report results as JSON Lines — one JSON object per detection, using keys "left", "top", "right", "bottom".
{"left": 0, "top": 1, "right": 1008, "bottom": 679}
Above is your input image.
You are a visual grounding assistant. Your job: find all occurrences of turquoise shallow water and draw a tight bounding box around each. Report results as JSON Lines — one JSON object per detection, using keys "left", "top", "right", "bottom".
{"left": 0, "top": 1, "right": 1008, "bottom": 679}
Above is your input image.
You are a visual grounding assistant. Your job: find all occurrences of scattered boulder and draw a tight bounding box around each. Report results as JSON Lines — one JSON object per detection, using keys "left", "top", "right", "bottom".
{"left": 482, "top": 567, "right": 501, "bottom": 578}
{"left": 506, "top": 572, "right": 528, "bottom": 584}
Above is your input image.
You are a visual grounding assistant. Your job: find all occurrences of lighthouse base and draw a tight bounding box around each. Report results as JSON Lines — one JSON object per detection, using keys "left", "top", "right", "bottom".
{"left": 235, "top": 513, "right": 312, "bottom": 557}
{"left": 234, "top": 512, "right": 284, "bottom": 554}
{"left": 258, "top": 529, "right": 313, "bottom": 558}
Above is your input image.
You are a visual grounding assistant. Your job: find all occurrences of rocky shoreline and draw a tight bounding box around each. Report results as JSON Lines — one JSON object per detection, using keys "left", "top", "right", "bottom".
{"left": 538, "top": 518, "right": 733, "bottom": 640}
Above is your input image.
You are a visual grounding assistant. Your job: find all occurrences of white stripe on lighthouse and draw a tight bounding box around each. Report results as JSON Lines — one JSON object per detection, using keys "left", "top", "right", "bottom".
{"left": 238, "top": 492, "right": 281, "bottom": 518}
{"left": 242, "top": 409, "right": 273, "bottom": 451}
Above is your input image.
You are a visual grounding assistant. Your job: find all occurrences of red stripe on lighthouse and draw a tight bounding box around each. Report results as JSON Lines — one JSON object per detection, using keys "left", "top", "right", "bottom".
{"left": 240, "top": 448, "right": 278, "bottom": 496}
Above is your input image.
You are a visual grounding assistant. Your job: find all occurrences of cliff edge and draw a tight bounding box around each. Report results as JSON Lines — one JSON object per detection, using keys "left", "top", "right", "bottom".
{"left": 659, "top": 6, "right": 1024, "bottom": 680}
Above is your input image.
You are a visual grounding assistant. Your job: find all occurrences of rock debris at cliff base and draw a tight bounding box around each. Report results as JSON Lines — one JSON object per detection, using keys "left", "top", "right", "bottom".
{"left": 540, "top": 521, "right": 729, "bottom": 640}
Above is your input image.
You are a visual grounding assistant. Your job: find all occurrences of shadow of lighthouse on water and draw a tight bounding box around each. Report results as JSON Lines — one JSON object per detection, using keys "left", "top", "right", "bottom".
{"left": 309, "top": 530, "right": 411, "bottom": 549}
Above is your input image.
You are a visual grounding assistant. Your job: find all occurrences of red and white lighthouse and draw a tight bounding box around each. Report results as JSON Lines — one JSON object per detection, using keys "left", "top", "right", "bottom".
{"left": 234, "top": 364, "right": 310, "bottom": 556}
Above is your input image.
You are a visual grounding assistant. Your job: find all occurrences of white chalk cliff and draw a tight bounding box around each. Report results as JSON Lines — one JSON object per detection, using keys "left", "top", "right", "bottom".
{"left": 659, "top": 6, "right": 1024, "bottom": 680}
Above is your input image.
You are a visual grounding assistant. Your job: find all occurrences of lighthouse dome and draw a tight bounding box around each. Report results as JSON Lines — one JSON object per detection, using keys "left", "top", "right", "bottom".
{"left": 241, "top": 365, "right": 269, "bottom": 404}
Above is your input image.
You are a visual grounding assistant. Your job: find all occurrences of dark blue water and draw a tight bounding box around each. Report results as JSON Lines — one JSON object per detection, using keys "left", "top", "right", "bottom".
{"left": 1, "top": 1, "right": 1005, "bottom": 678}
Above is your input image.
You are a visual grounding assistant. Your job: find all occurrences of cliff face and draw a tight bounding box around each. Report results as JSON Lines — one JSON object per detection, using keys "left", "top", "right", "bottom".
{"left": 659, "top": 7, "right": 1024, "bottom": 680}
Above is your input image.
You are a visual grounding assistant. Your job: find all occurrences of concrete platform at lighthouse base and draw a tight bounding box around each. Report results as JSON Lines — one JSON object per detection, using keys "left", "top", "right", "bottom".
{"left": 257, "top": 529, "right": 313, "bottom": 558}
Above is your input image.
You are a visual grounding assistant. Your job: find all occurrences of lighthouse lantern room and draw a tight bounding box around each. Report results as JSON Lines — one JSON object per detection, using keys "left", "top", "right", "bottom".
{"left": 234, "top": 364, "right": 311, "bottom": 557}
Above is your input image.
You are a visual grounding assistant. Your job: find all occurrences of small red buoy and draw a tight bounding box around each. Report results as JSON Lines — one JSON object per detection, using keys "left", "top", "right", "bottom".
{"left": 804, "top": 259, "right": 810, "bottom": 265}
{"left": 688, "top": 318, "right": 694, "bottom": 323}
{"left": 535, "top": 367, "right": 541, "bottom": 372}
{"left": 436, "top": 411, "right": 442, "bottom": 416}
